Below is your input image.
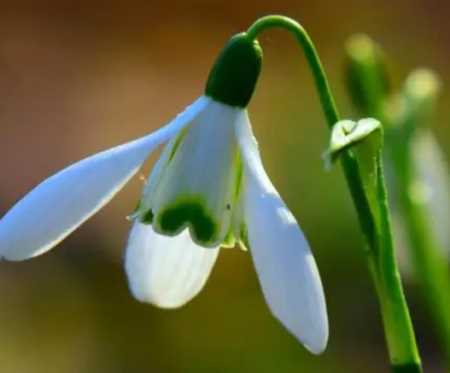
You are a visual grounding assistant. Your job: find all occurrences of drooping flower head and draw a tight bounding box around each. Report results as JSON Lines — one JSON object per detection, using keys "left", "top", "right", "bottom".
{"left": 0, "top": 32, "right": 328, "bottom": 353}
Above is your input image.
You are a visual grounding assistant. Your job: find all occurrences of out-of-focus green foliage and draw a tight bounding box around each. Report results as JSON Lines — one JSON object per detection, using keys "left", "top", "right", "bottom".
{"left": 345, "top": 33, "right": 450, "bottom": 371}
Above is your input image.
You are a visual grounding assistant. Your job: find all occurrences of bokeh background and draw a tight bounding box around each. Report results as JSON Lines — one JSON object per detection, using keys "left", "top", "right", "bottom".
{"left": 0, "top": 1, "right": 448, "bottom": 372}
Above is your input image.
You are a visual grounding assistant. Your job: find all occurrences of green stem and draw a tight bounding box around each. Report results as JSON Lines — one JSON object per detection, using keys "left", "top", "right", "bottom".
{"left": 247, "top": 16, "right": 339, "bottom": 127}
{"left": 392, "top": 137, "right": 450, "bottom": 366}
{"left": 374, "top": 156, "right": 422, "bottom": 372}
{"left": 247, "top": 15, "right": 422, "bottom": 371}
{"left": 347, "top": 42, "right": 450, "bottom": 366}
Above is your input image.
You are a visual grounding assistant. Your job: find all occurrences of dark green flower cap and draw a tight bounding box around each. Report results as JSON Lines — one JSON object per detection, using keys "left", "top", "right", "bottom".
{"left": 205, "top": 33, "right": 262, "bottom": 108}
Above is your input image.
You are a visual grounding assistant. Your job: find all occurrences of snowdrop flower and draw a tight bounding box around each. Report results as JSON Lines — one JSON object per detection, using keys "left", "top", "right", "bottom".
{"left": 0, "top": 33, "right": 328, "bottom": 353}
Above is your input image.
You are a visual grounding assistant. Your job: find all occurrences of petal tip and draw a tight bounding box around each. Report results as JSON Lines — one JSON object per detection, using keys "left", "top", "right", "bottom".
{"left": 124, "top": 223, "right": 219, "bottom": 311}
{"left": 128, "top": 286, "right": 189, "bottom": 310}
{"left": 302, "top": 322, "right": 329, "bottom": 355}
{"left": 0, "top": 239, "right": 53, "bottom": 262}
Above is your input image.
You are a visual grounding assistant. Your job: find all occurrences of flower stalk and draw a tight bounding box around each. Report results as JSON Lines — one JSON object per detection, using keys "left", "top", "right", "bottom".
{"left": 346, "top": 35, "right": 450, "bottom": 368}
{"left": 247, "top": 15, "right": 422, "bottom": 372}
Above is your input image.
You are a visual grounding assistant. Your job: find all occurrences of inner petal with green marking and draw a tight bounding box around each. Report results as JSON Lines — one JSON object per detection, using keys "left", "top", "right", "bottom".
{"left": 134, "top": 98, "right": 246, "bottom": 248}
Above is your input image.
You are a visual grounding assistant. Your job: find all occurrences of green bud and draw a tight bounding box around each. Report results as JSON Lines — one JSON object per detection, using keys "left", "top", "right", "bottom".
{"left": 387, "top": 68, "right": 441, "bottom": 141}
{"left": 405, "top": 69, "right": 440, "bottom": 102}
{"left": 205, "top": 33, "right": 262, "bottom": 108}
{"left": 345, "top": 34, "right": 389, "bottom": 117}
{"left": 403, "top": 69, "right": 441, "bottom": 130}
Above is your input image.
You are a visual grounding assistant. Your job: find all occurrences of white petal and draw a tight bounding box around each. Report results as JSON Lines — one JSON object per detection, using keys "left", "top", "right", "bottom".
{"left": 0, "top": 97, "right": 209, "bottom": 261}
{"left": 236, "top": 111, "right": 328, "bottom": 354}
{"left": 150, "top": 99, "right": 242, "bottom": 247}
{"left": 125, "top": 222, "right": 219, "bottom": 308}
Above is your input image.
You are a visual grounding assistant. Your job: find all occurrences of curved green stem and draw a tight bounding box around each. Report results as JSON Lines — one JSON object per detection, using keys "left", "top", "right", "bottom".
{"left": 247, "top": 16, "right": 339, "bottom": 127}
{"left": 247, "top": 15, "right": 422, "bottom": 372}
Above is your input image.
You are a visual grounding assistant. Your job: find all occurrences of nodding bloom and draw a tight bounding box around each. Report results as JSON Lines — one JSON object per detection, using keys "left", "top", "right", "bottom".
{"left": 0, "top": 33, "right": 328, "bottom": 353}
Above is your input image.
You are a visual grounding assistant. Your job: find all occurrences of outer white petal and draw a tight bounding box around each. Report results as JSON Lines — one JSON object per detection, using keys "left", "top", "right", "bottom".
{"left": 0, "top": 97, "right": 209, "bottom": 261}
{"left": 236, "top": 111, "right": 328, "bottom": 354}
{"left": 125, "top": 222, "right": 219, "bottom": 308}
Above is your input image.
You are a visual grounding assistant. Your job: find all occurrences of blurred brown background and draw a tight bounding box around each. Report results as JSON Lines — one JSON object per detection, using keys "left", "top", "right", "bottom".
{"left": 0, "top": 1, "right": 449, "bottom": 372}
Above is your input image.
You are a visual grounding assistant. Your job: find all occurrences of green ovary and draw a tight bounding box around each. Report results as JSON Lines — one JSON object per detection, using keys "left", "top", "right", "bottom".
{"left": 157, "top": 198, "right": 218, "bottom": 246}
